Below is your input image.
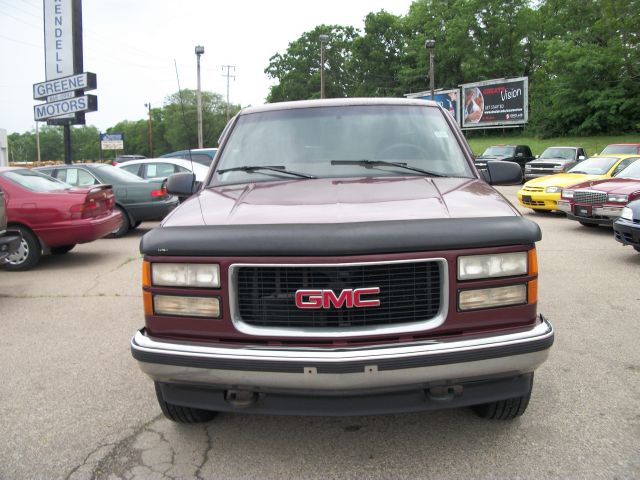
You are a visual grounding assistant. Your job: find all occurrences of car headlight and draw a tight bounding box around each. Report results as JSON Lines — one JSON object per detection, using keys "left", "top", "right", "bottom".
{"left": 151, "top": 263, "right": 221, "bottom": 288}
{"left": 562, "top": 189, "right": 574, "bottom": 199}
{"left": 607, "top": 193, "right": 628, "bottom": 203}
{"left": 457, "top": 252, "right": 528, "bottom": 281}
{"left": 524, "top": 165, "right": 532, "bottom": 170}
{"left": 545, "top": 186, "right": 561, "bottom": 193}
{"left": 459, "top": 284, "right": 527, "bottom": 311}
{"left": 553, "top": 165, "right": 564, "bottom": 170}
{"left": 153, "top": 294, "right": 221, "bottom": 318}
{"left": 620, "top": 207, "right": 634, "bottom": 221}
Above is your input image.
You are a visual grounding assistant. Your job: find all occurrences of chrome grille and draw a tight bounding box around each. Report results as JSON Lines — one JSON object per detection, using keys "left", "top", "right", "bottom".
{"left": 574, "top": 190, "right": 607, "bottom": 205}
{"left": 230, "top": 260, "right": 444, "bottom": 332}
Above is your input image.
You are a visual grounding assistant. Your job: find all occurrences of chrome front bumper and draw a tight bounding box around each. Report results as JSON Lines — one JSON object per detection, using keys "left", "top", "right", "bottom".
{"left": 132, "top": 316, "right": 554, "bottom": 392}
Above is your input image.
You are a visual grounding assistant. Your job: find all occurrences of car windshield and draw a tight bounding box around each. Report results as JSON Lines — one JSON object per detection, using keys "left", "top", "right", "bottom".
{"left": 539, "top": 148, "right": 575, "bottom": 160}
{"left": 567, "top": 157, "right": 618, "bottom": 175}
{"left": 601, "top": 145, "right": 640, "bottom": 154}
{"left": 1, "top": 169, "right": 68, "bottom": 192}
{"left": 210, "top": 105, "right": 472, "bottom": 186}
{"left": 615, "top": 159, "right": 640, "bottom": 179}
{"left": 481, "top": 146, "right": 515, "bottom": 156}
{"left": 93, "top": 164, "right": 146, "bottom": 183}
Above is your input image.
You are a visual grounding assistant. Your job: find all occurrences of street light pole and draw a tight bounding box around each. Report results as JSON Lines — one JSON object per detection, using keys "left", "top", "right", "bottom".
{"left": 195, "top": 45, "right": 205, "bottom": 149}
{"left": 319, "top": 34, "right": 329, "bottom": 99}
{"left": 424, "top": 39, "right": 436, "bottom": 101}
{"left": 144, "top": 103, "right": 153, "bottom": 157}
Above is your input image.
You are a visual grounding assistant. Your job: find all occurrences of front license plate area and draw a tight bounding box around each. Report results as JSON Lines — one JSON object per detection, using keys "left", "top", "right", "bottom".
{"left": 522, "top": 195, "right": 532, "bottom": 203}
{"left": 575, "top": 206, "right": 592, "bottom": 217}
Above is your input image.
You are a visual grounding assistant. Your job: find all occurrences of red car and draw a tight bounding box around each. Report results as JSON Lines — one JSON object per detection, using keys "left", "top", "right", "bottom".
{"left": 558, "top": 158, "right": 640, "bottom": 227}
{"left": 0, "top": 167, "right": 122, "bottom": 270}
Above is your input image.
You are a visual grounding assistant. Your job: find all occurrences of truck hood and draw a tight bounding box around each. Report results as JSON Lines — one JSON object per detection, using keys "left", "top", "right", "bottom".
{"left": 162, "top": 176, "right": 519, "bottom": 227}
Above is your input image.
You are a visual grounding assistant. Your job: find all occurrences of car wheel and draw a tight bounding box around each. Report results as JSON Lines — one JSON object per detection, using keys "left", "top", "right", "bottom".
{"left": 130, "top": 221, "right": 142, "bottom": 230}
{"left": 3, "top": 226, "right": 41, "bottom": 271}
{"left": 51, "top": 244, "right": 76, "bottom": 255}
{"left": 154, "top": 383, "right": 217, "bottom": 423}
{"left": 472, "top": 375, "right": 533, "bottom": 420}
{"left": 578, "top": 221, "right": 598, "bottom": 228}
{"left": 633, "top": 246, "right": 640, "bottom": 253}
{"left": 531, "top": 209, "right": 548, "bottom": 214}
{"left": 107, "top": 206, "right": 130, "bottom": 238}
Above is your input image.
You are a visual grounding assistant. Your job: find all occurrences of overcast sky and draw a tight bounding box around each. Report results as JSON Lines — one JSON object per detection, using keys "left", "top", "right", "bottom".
{"left": 0, "top": 0, "right": 416, "bottom": 134}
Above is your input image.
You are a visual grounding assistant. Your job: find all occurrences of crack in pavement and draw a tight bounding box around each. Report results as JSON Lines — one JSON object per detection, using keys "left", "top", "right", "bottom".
{"left": 81, "top": 256, "right": 141, "bottom": 296}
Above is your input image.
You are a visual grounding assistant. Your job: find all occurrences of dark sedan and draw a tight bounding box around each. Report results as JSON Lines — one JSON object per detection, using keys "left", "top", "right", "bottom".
{"left": 35, "top": 163, "right": 178, "bottom": 237}
{"left": 614, "top": 198, "right": 640, "bottom": 253}
{"left": 0, "top": 167, "right": 122, "bottom": 270}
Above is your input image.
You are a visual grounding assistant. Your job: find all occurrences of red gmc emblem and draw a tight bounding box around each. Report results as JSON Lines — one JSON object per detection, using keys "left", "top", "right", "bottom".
{"left": 295, "top": 287, "right": 381, "bottom": 309}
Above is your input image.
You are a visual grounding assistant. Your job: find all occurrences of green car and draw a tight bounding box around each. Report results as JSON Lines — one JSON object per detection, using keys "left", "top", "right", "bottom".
{"left": 35, "top": 163, "right": 178, "bottom": 237}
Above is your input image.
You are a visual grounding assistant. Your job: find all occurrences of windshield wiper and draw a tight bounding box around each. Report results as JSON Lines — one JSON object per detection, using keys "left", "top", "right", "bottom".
{"left": 569, "top": 170, "right": 588, "bottom": 174}
{"left": 216, "top": 165, "right": 316, "bottom": 179}
{"left": 331, "top": 160, "right": 446, "bottom": 177}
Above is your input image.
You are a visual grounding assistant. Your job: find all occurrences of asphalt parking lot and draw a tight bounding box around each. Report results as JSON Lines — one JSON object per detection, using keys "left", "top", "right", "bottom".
{"left": 0, "top": 185, "right": 638, "bottom": 480}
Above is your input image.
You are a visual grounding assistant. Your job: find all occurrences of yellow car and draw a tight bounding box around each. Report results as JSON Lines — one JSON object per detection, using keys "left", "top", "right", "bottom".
{"left": 517, "top": 155, "right": 640, "bottom": 212}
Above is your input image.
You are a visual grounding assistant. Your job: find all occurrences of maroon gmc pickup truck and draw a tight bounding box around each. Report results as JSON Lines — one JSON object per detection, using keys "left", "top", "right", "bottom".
{"left": 131, "top": 98, "right": 554, "bottom": 422}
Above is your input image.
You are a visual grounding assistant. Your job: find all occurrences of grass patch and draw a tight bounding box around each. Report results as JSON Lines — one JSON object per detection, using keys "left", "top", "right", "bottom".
{"left": 464, "top": 133, "right": 639, "bottom": 157}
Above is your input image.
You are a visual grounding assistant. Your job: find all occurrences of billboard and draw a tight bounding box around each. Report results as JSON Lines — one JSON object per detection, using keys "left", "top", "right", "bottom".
{"left": 460, "top": 77, "right": 528, "bottom": 129}
{"left": 100, "top": 133, "right": 124, "bottom": 150}
{"left": 405, "top": 89, "right": 460, "bottom": 124}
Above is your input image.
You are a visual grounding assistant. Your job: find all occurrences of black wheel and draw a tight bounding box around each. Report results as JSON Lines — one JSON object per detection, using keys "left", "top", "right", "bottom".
{"left": 154, "top": 383, "right": 217, "bottom": 423}
{"left": 472, "top": 376, "right": 533, "bottom": 420}
{"left": 51, "top": 244, "right": 75, "bottom": 255}
{"left": 579, "top": 221, "right": 598, "bottom": 228}
{"left": 3, "top": 226, "right": 41, "bottom": 271}
{"left": 107, "top": 206, "right": 130, "bottom": 238}
{"left": 130, "top": 221, "right": 142, "bottom": 230}
{"left": 531, "top": 209, "right": 548, "bottom": 214}
{"left": 634, "top": 246, "right": 640, "bottom": 253}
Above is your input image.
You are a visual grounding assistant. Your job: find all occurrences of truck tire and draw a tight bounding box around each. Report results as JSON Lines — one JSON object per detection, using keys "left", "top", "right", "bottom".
{"left": 154, "top": 383, "right": 217, "bottom": 423}
{"left": 578, "top": 221, "right": 598, "bottom": 228}
{"left": 472, "top": 375, "right": 533, "bottom": 420}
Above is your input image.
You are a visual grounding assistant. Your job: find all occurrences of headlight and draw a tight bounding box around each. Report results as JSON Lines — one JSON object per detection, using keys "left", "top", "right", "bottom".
{"left": 459, "top": 284, "right": 527, "bottom": 311}
{"left": 545, "top": 186, "right": 561, "bottom": 193}
{"left": 152, "top": 263, "right": 220, "bottom": 288}
{"left": 457, "top": 252, "right": 528, "bottom": 280}
{"left": 524, "top": 165, "right": 532, "bottom": 170}
{"left": 562, "top": 189, "right": 574, "bottom": 199}
{"left": 621, "top": 207, "right": 634, "bottom": 221}
{"left": 607, "top": 193, "right": 628, "bottom": 203}
{"left": 153, "top": 294, "right": 221, "bottom": 318}
{"left": 553, "top": 166, "right": 564, "bottom": 171}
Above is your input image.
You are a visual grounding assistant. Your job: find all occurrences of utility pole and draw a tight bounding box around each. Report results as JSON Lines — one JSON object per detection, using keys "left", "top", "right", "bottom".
{"left": 319, "top": 35, "right": 329, "bottom": 99}
{"left": 424, "top": 39, "right": 436, "bottom": 101}
{"left": 221, "top": 65, "right": 236, "bottom": 121}
{"left": 195, "top": 45, "right": 205, "bottom": 149}
{"left": 144, "top": 103, "right": 153, "bottom": 157}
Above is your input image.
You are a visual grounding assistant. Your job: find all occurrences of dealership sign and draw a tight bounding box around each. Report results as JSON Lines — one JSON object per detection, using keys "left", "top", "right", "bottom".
{"left": 34, "top": 0, "right": 97, "bottom": 125}
{"left": 100, "top": 133, "right": 124, "bottom": 150}
{"left": 460, "top": 77, "right": 528, "bottom": 129}
{"left": 33, "top": 72, "right": 96, "bottom": 100}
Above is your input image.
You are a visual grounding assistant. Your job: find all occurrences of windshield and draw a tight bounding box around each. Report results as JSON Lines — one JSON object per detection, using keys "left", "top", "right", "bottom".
{"left": 210, "top": 105, "right": 473, "bottom": 186}
{"left": 615, "top": 159, "right": 640, "bottom": 179}
{"left": 567, "top": 157, "right": 618, "bottom": 175}
{"left": 94, "top": 164, "right": 146, "bottom": 183}
{"left": 601, "top": 145, "right": 640, "bottom": 155}
{"left": 540, "top": 148, "right": 575, "bottom": 160}
{"left": 481, "top": 146, "right": 515, "bottom": 157}
{"left": 1, "top": 169, "right": 68, "bottom": 192}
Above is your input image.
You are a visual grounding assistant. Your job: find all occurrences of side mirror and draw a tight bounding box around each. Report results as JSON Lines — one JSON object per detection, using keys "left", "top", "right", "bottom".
{"left": 166, "top": 172, "right": 196, "bottom": 196}
{"left": 483, "top": 160, "right": 522, "bottom": 185}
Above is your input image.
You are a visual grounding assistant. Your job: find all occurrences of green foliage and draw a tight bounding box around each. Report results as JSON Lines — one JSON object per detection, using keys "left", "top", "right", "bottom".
{"left": 7, "top": 89, "right": 240, "bottom": 162}
{"left": 265, "top": 0, "right": 639, "bottom": 136}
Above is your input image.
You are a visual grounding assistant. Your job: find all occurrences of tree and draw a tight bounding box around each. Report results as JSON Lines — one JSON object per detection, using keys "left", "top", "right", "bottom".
{"left": 265, "top": 25, "right": 360, "bottom": 101}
